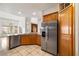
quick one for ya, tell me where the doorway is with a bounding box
[31,23,38,33]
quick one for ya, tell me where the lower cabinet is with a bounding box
[9,34,41,49]
[20,34,41,46]
[20,35,31,45]
[9,35,20,49]
[35,35,41,46]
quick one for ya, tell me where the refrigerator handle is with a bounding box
[45,26,48,41]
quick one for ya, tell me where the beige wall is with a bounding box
[43,5,58,15]
[75,3,79,56]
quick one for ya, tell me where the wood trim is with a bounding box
[72,4,75,56]
[59,3,73,13]
[43,11,58,16]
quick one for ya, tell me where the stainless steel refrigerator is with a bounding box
[41,20,57,55]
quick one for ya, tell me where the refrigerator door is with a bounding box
[41,27,48,51]
[47,23,57,55]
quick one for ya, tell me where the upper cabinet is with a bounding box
[43,12,58,23]
[59,3,71,11]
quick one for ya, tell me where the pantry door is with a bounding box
[58,5,74,56]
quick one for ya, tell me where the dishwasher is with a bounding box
[9,35,20,49]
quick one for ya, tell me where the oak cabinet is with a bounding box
[59,3,70,11]
[20,34,41,46]
[30,34,37,44]
[20,35,31,45]
[43,12,58,23]
[36,35,41,46]
[58,5,74,56]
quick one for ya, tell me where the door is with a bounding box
[47,22,57,55]
[41,26,47,51]
[58,5,73,56]
[31,23,38,32]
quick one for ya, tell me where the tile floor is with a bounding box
[0,45,52,56]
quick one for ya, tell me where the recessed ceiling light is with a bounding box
[32,12,36,16]
[18,11,22,14]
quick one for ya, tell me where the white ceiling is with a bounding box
[0,3,58,17]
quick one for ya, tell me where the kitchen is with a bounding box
[0,3,78,56]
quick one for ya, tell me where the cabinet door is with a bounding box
[29,34,37,45]
[58,5,73,56]
[29,34,41,45]
[51,13,58,20]
[36,35,41,46]
[43,15,49,22]
[43,12,58,23]
[20,35,41,45]
[21,35,31,45]
[28,35,34,44]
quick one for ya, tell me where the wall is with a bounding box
[31,17,41,34]
[31,17,38,24]
[18,19,26,33]
[25,17,31,33]
[30,11,43,34]
[43,5,58,15]
[75,3,79,56]
[0,11,25,33]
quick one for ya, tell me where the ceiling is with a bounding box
[0,3,58,17]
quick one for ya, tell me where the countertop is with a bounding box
[0,32,41,38]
